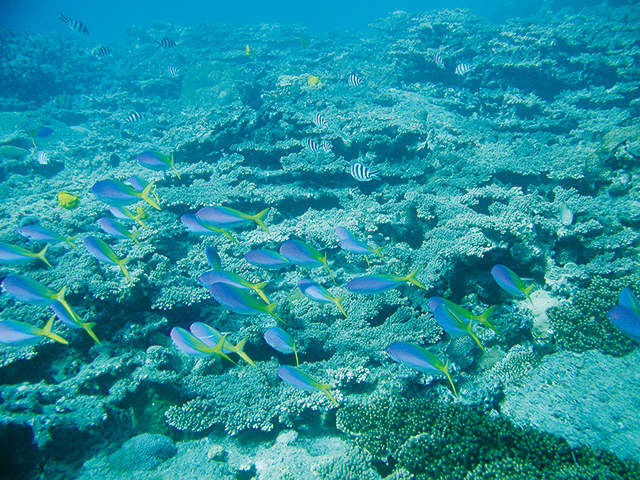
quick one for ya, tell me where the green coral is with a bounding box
[336,394,640,479]
[548,274,640,356]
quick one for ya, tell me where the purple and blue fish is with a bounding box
[277,365,337,405]
[83,236,132,283]
[91,179,161,210]
[385,341,456,394]
[196,206,270,233]
[180,214,236,243]
[619,287,640,311]
[244,249,290,270]
[428,297,498,334]
[1,275,99,344]
[264,327,299,366]
[16,224,79,250]
[297,278,347,317]
[491,264,534,306]
[208,283,282,323]
[608,287,640,343]
[189,322,256,367]
[198,270,269,303]
[137,150,181,178]
[335,226,385,262]
[345,267,426,294]
[0,316,68,347]
[431,304,484,351]
[0,242,51,267]
[279,240,334,282]
[170,327,235,364]
[97,218,142,247]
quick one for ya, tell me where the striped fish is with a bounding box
[350,163,380,182]
[320,140,332,153]
[167,66,180,77]
[37,151,50,165]
[455,63,473,75]
[93,46,112,57]
[156,38,177,48]
[433,51,445,69]
[60,14,89,36]
[305,138,322,153]
[348,74,363,86]
[125,112,144,123]
[312,113,327,129]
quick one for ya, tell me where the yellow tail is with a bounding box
[140,182,161,210]
[39,315,68,345]
[37,244,52,267]
[251,208,270,233]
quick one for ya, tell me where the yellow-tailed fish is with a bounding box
[344,267,425,294]
[491,264,535,306]
[278,365,337,405]
[136,151,181,179]
[0,242,51,267]
[83,236,132,283]
[16,224,80,250]
[91,179,160,210]
[0,316,67,347]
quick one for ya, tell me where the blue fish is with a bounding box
[205,247,222,270]
[16,224,79,250]
[198,270,269,303]
[180,214,236,243]
[97,218,142,247]
[335,226,385,260]
[608,305,640,343]
[244,249,290,270]
[345,267,425,294]
[263,327,299,365]
[170,327,235,363]
[279,240,334,282]
[385,341,456,395]
[83,236,132,283]
[428,297,498,334]
[277,365,337,405]
[297,278,346,317]
[109,205,148,228]
[209,283,282,322]
[0,316,68,347]
[619,287,640,311]
[491,264,534,306]
[189,322,256,367]
[432,304,484,351]
[91,179,160,210]
[32,126,55,138]
[127,175,151,193]
[1,275,99,344]
[137,151,181,179]
[0,242,51,267]
[197,206,270,233]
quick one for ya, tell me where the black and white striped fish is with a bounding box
[167,66,180,77]
[455,63,473,75]
[348,74,363,86]
[312,113,327,129]
[350,163,380,182]
[60,14,89,36]
[93,46,112,58]
[320,140,332,153]
[433,51,445,69]
[37,151,50,165]
[305,138,322,153]
[125,112,144,123]
[156,38,177,49]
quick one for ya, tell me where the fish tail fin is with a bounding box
[130,230,143,248]
[251,208,270,233]
[233,338,257,367]
[170,152,181,179]
[37,244,52,267]
[40,315,68,345]
[118,257,133,283]
[141,182,161,210]
[333,296,348,318]
[253,281,269,303]
[293,345,299,366]
[80,321,101,345]
[477,305,499,334]
[66,234,81,250]
[214,335,237,365]
[59,13,68,24]
[265,302,286,324]
[405,266,427,290]
[322,253,336,284]
[319,384,338,405]
[374,245,386,260]
[438,360,457,396]
[133,206,148,228]
[466,324,485,352]
[524,285,535,308]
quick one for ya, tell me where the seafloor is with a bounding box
[1,3,640,479]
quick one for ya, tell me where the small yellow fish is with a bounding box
[307,75,320,86]
[245,44,252,57]
[57,191,80,209]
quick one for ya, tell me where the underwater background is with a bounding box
[1,0,640,478]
